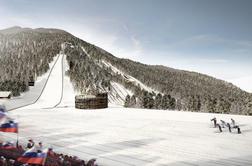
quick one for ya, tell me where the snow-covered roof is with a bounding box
[75,95,96,99]
[0,91,12,98]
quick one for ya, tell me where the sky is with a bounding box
[0,0,251,92]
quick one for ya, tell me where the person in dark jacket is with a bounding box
[26,139,34,149]
[211,117,217,128]
[216,124,222,132]
[237,126,241,134]
[227,123,232,132]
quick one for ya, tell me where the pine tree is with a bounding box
[130,95,137,107]
[176,98,182,111]
[154,93,162,109]
[169,97,176,110]
[161,94,169,110]
[148,93,154,109]
[196,95,201,111]
[124,95,131,107]
[206,97,217,113]
[248,100,252,115]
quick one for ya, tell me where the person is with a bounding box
[0,105,6,112]
[237,126,241,134]
[220,120,226,128]
[37,142,43,153]
[227,123,232,132]
[211,117,217,128]
[0,156,7,166]
[8,159,15,165]
[80,160,86,166]
[216,124,222,132]
[26,139,34,149]
[87,159,97,166]
[48,147,55,157]
[231,118,235,127]
[18,145,24,150]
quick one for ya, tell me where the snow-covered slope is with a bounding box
[108,81,133,106]
[0,55,60,110]
[4,107,252,166]
[57,54,76,108]
[101,60,157,93]
[26,54,64,109]
[81,47,145,106]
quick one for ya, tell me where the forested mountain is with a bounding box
[0,27,73,95]
[0,27,251,115]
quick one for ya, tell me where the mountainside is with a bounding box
[0,27,251,115]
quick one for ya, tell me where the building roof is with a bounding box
[0,91,12,98]
[75,95,96,99]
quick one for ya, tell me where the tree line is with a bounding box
[1,27,251,116]
[0,29,72,96]
[80,40,252,115]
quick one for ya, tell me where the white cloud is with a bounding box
[197,58,228,63]
[169,34,252,52]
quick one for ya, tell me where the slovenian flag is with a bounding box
[18,148,48,165]
[0,141,16,150]
[0,121,18,133]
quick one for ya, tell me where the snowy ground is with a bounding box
[4,107,252,166]
[1,51,252,166]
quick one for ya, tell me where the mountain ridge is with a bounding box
[0,26,251,115]
[0,26,248,92]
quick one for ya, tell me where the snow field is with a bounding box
[3,107,252,166]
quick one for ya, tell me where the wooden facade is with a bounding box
[75,93,108,109]
[28,81,35,86]
[28,73,36,86]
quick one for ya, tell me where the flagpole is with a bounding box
[16,127,19,148]
[42,149,48,166]
[16,115,20,148]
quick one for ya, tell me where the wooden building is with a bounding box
[75,93,108,109]
[0,91,12,99]
[28,75,35,86]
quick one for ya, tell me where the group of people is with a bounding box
[0,104,98,166]
[211,117,241,134]
[0,139,98,166]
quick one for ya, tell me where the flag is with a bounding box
[0,121,18,133]
[18,147,48,165]
[0,141,16,150]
